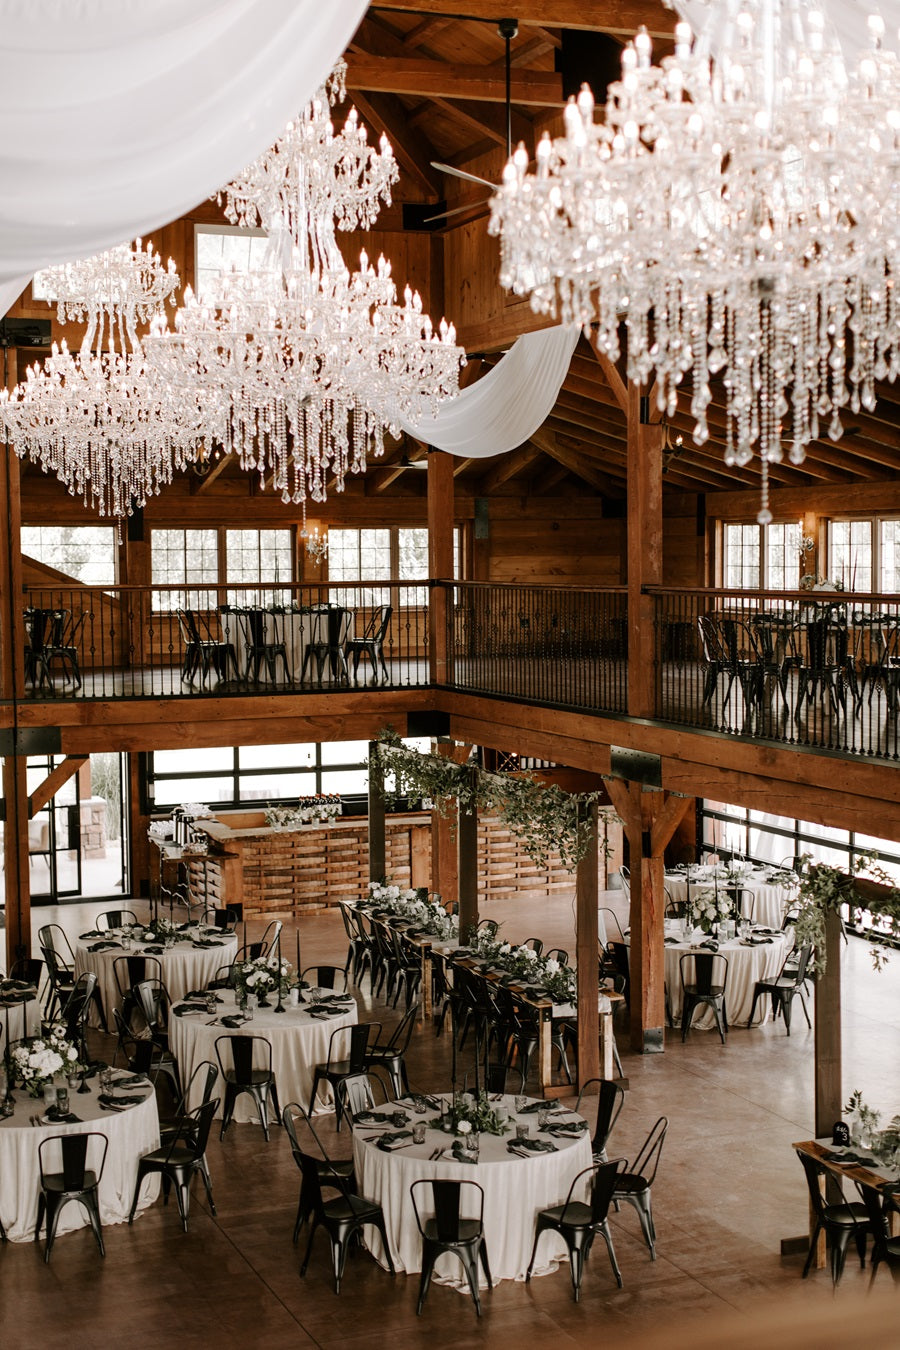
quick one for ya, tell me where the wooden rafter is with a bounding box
[477,442,541,493]
[350,91,443,198]
[344,55,563,106]
[29,756,87,818]
[190,452,233,496]
[370,2,675,38]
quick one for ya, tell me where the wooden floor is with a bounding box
[5,890,900,1348]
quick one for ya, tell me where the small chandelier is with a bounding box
[490,2,900,522]
[302,526,329,563]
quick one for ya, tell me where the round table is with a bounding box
[74,925,238,1027]
[664,867,796,930]
[0,986,41,1041]
[169,988,357,1122]
[662,927,794,1030]
[0,1072,160,1242]
[352,1094,593,1285]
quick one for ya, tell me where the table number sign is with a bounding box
[832,1121,851,1147]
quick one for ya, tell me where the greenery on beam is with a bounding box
[792,852,900,972]
[370,728,614,872]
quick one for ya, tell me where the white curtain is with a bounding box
[400,325,580,458]
[0,0,369,315]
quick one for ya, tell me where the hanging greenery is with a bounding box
[792,852,900,973]
[369,728,615,872]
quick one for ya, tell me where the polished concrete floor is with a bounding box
[4,889,899,1349]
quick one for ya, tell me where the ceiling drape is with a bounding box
[0,0,369,315]
[400,325,580,458]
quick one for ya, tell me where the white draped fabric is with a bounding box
[0,0,369,315]
[353,1098,592,1285]
[170,990,357,1122]
[400,326,580,458]
[664,870,795,930]
[0,1078,160,1242]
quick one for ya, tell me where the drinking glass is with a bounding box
[56,1088,69,1114]
[537,1108,549,1129]
[289,988,300,1008]
[206,994,217,1016]
[514,1095,527,1114]
[465,1131,480,1157]
[516,1123,529,1141]
[412,1121,427,1145]
[246,993,258,1014]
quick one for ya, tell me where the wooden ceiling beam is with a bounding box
[370,3,675,38]
[189,451,234,495]
[344,54,563,106]
[477,442,541,493]
[529,460,572,495]
[531,432,612,493]
[349,91,443,198]
[417,96,533,150]
[405,14,456,47]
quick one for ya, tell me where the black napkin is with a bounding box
[542,1120,589,1137]
[172,1004,206,1017]
[142,945,165,955]
[309,1007,342,1019]
[450,1140,478,1164]
[507,1137,555,1155]
[354,1110,390,1126]
[220,1015,247,1029]
[699,939,720,951]
[824,1149,878,1166]
[79,930,102,939]
[184,990,221,1003]
[747,936,773,946]
[376,1130,413,1152]
[192,939,226,949]
[520,1099,563,1115]
[43,1109,82,1124]
[88,940,122,952]
[98,1093,145,1107]
[113,1074,149,1088]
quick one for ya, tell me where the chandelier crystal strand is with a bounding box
[489,2,900,521]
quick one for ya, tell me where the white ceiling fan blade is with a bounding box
[430,161,497,189]
[424,197,491,224]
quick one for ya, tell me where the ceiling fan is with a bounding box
[426,17,518,224]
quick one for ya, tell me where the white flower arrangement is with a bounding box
[12,1026,81,1096]
[266,795,342,830]
[179,802,215,820]
[233,954,293,1002]
[365,878,458,939]
[690,888,733,933]
[456,1119,472,1135]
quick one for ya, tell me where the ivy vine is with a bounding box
[792,852,900,972]
[370,728,615,872]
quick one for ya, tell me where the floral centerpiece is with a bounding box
[232,953,293,1006]
[466,929,577,1004]
[445,1090,509,1137]
[11,1027,82,1096]
[689,888,734,934]
[365,879,459,940]
[266,794,342,830]
[140,917,192,944]
[843,1090,900,1170]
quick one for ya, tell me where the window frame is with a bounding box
[720,519,802,590]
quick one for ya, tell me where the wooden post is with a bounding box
[431,803,458,907]
[814,910,843,1138]
[368,742,386,883]
[626,382,663,718]
[457,769,478,939]
[428,448,454,685]
[4,753,30,967]
[575,802,600,1085]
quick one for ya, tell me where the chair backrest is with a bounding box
[410,1178,484,1241]
[345,1022,376,1073]
[477,919,499,938]
[577,1078,625,1156]
[581,1158,627,1225]
[796,1150,832,1219]
[381,1000,419,1054]
[215,1034,272,1083]
[175,1059,219,1116]
[599,907,625,945]
[113,955,162,1001]
[728,888,754,923]
[206,907,239,932]
[698,612,728,665]
[337,1072,378,1122]
[134,978,171,1034]
[301,964,347,993]
[854,1179,890,1247]
[63,971,97,1037]
[680,952,728,995]
[521,937,543,956]
[282,1100,341,1174]
[38,924,74,966]
[9,956,44,987]
[258,920,283,956]
[630,1116,668,1186]
[97,909,138,930]
[38,1131,108,1190]
[177,609,201,645]
[372,603,392,643]
[543,947,569,966]
[113,1007,155,1074]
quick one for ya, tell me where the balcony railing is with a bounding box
[651,587,900,761]
[442,581,629,714]
[20,581,429,700]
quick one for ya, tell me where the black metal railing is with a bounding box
[652,587,900,761]
[20,581,429,700]
[442,581,628,714]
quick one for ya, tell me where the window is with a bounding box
[151,528,218,609]
[329,525,460,605]
[722,521,799,589]
[194,225,270,304]
[21,525,117,585]
[226,529,292,595]
[829,519,873,591]
[881,520,900,592]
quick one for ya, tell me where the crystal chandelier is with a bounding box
[146,62,463,509]
[302,525,329,563]
[489,2,900,522]
[0,240,211,518]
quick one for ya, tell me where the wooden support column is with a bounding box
[815,910,843,1137]
[575,802,600,1086]
[427,448,454,685]
[457,769,478,938]
[128,753,151,900]
[430,739,468,907]
[626,382,663,718]
[3,754,30,968]
[604,779,692,1054]
[368,742,386,883]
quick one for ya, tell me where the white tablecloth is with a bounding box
[0,994,41,1042]
[662,931,793,1030]
[352,1095,593,1285]
[74,928,238,1027]
[169,989,357,1123]
[664,868,795,929]
[0,1075,160,1242]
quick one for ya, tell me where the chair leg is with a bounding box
[681,996,696,1042]
[300,1217,319,1277]
[526,1224,544,1281]
[802,1219,823,1278]
[417,1247,437,1314]
[128,1165,148,1223]
[462,1247,483,1315]
[85,1193,106,1256]
[595,1218,623,1287]
[220,1084,237,1140]
[198,1155,216,1215]
[747,987,762,1028]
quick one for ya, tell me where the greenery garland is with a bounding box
[792,852,900,972]
[370,729,614,872]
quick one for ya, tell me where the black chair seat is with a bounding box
[539,1199,592,1226]
[613,1174,649,1197]
[42,1169,100,1194]
[422,1215,483,1243]
[822,1201,869,1227]
[223,1067,273,1088]
[140,1144,195,1167]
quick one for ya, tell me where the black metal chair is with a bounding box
[298,1148,394,1293]
[344,603,392,686]
[258,920,283,958]
[96,909,139,930]
[521,936,544,956]
[113,954,164,1029]
[36,1131,108,1262]
[680,952,729,1044]
[308,1023,380,1130]
[612,1116,668,1260]
[112,1008,156,1077]
[747,944,813,1034]
[726,887,755,924]
[177,608,240,688]
[299,605,351,685]
[336,1071,389,1126]
[129,1099,219,1232]
[796,1150,870,1286]
[338,905,371,985]
[576,1078,625,1161]
[854,1180,900,1285]
[411,1179,492,1316]
[42,608,86,691]
[544,947,569,965]
[365,1001,419,1098]
[133,979,181,1095]
[159,1059,219,1147]
[59,971,97,1063]
[215,1034,281,1141]
[527,1159,625,1301]
[300,964,348,994]
[38,924,76,1021]
[283,1101,357,1242]
[235,607,291,685]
